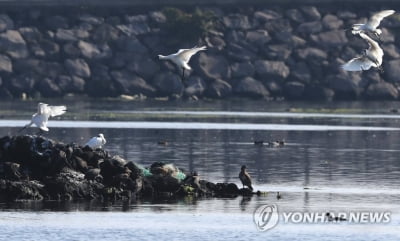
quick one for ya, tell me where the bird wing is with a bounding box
[342,56,375,71]
[177,46,207,63]
[359,32,384,62]
[32,113,49,131]
[367,10,395,29]
[48,105,67,117]
[86,137,101,148]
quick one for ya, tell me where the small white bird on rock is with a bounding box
[158,46,206,81]
[20,102,67,133]
[85,133,106,149]
[351,10,395,38]
[342,32,383,72]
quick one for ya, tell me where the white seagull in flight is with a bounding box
[158,46,206,81]
[351,10,395,37]
[85,133,106,149]
[342,32,383,72]
[20,102,67,133]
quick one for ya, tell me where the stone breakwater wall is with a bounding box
[0,5,399,101]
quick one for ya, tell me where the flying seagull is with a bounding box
[342,32,383,72]
[85,133,106,149]
[239,165,253,191]
[351,10,395,38]
[20,102,67,134]
[158,46,206,81]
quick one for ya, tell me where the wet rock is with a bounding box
[6,74,37,96]
[3,162,22,180]
[384,59,400,82]
[255,9,281,22]
[55,29,89,42]
[205,79,232,98]
[231,62,255,78]
[151,72,183,97]
[65,58,91,78]
[327,73,362,100]
[380,28,395,43]
[111,70,156,96]
[382,44,400,59]
[184,76,206,97]
[313,30,348,48]
[223,14,251,30]
[300,6,321,21]
[126,55,160,80]
[0,54,12,73]
[63,42,81,58]
[36,78,62,98]
[245,30,271,48]
[322,14,343,30]
[114,36,148,54]
[274,31,306,47]
[195,53,230,80]
[0,14,14,33]
[295,47,327,62]
[93,24,120,43]
[263,18,292,33]
[296,21,322,34]
[285,9,304,23]
[205,35,226,50]
[0,30,29,59]
[39,39,60,57]
[264,80,282,96]
[0,179,44,201]
[57,75,85,93]
[254,60,290,81]
[233,77,269,99]
[80,41,112,59]
[44,169,104,200]
[366,82,399,100]
[303,85,335,101]
[289,62,311,83]
[78,14,104,25]
[226,43,256,61]
[284,81,305,99]
[19,27,42,43]
[149,11,166,24]
[264,44,292,60]
[45,15,69,30]
[86,64,118,97]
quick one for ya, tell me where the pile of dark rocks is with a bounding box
[0,135,251,202]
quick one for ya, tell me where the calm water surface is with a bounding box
[0,99,400,240]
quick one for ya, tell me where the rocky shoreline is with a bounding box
[0,4,399,101]
[0,135,253,202]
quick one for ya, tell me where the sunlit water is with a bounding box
[0,100,400,240]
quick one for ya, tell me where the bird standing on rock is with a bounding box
[351,10,395,38]
[85,133,106,149]
[19,102,67,134]
[239,165,253,191]
[158,46,207,81]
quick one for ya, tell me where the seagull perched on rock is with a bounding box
[351,10,395,38]
[19,102,67,134]
[239,165,253,191]
[342,32,383,72]
[85,133,106,149]
[158,46,206,81]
